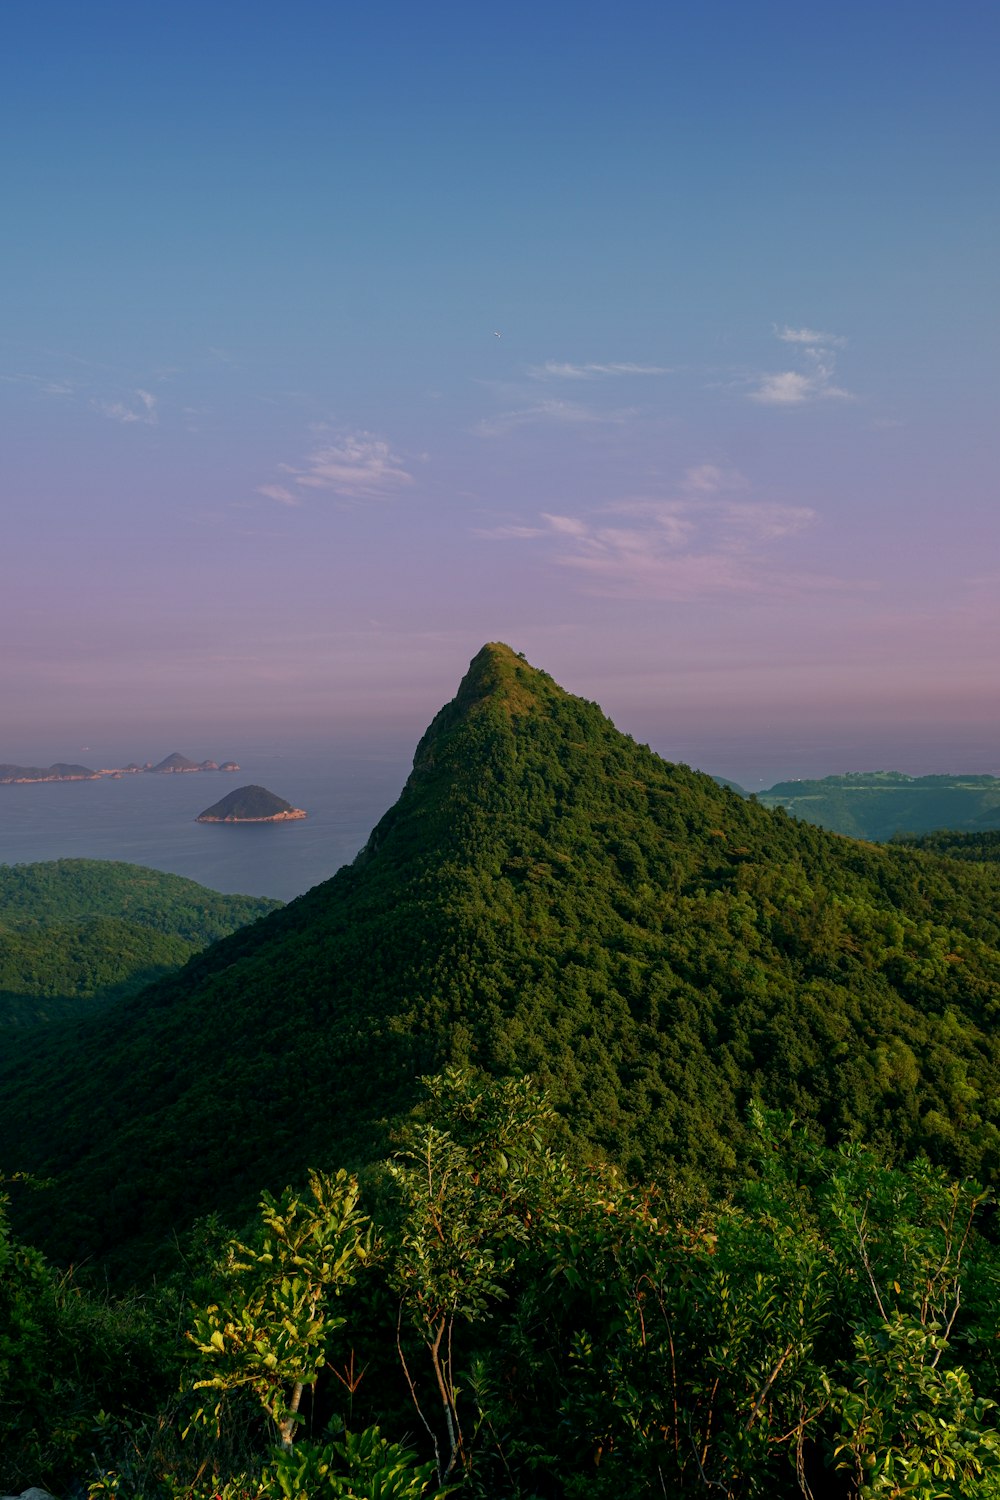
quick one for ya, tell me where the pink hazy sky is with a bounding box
[2,1,997,782]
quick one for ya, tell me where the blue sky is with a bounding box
[2,1,998,781]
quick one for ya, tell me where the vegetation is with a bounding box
[4,646,1000,1282]
[0,859,280,1026]
[5,1072,1000,1498]
[7,647,1000,1492]
[757,770,1000,840]
[892,829,1000,864]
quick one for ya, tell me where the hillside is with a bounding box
[0,860,280,1026]
[3,645,1000,1275]
[893,828,1000,864]
[758,769,1000,839]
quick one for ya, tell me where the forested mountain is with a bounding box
[757,769,1000,839]
[0,859,280,1025]
[3,645,1000,1278]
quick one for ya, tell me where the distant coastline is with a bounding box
[0,753,240,785]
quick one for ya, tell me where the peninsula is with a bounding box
[0,762,98,784]
[195,784,306,823]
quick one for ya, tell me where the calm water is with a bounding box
[5,724,996,905]
[0,746,413,902]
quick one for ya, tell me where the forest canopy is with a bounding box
[0,858,279,1026]
[3,646,1000,1279]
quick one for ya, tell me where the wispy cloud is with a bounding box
[2,347,177,429]
[264,431,413,501]
[681,463,747,495]
[92,388,158,424]
[477,465,832,601]
[256,484,298,505]
[475,523,549,540]
[1,372,78,401]
[476,397,636,437]
[529,360,670,380]
[775,325,847,348]
[749,326,853,406]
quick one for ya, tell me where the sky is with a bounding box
[2,0,998,785]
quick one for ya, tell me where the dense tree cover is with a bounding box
[893,830,1000,865]
[0,859,279,1025]
[0,1175,166,1491]
[4,646,1000,1277]
[757,772,1000,841]
[6,1073,1000,1499]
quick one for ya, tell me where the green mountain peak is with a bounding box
[413,643,550,758]
[4,646,1000,1277]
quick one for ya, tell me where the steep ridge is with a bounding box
[3,643,1000,1274]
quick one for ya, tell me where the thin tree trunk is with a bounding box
[429,1318,461,1476]
[279,1380,304,1450]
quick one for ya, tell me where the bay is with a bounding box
[0,744,413,903]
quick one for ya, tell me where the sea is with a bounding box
[0,745,414,903]
[4,725,997,906]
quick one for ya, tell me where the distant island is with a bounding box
[196,784,306,823]
[148,752,229,774]
[0,752,240,784]
[0,762,99,783]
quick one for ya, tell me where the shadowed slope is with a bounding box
[0,860,279,1026]
[3,644,1000,1274]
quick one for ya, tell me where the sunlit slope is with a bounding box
[3,645,1000,1272]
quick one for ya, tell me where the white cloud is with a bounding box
[750,326,853,406]
[479,482,827,601]
[257,484,298,505]
[474,523,548,540]
[751,371,820,406]
[277,432,413,499]
[476,398,635,437]
[0,371,75,397]
[605,501,697,548]
[529,360,670,380]
[92,388,158,424]
[541,513,592,537]
[775,325,847,348]
[681,463,746,494]
[718,501,816,543]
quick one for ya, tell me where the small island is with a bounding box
[149,752,222,774]
[195,784,306,824]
